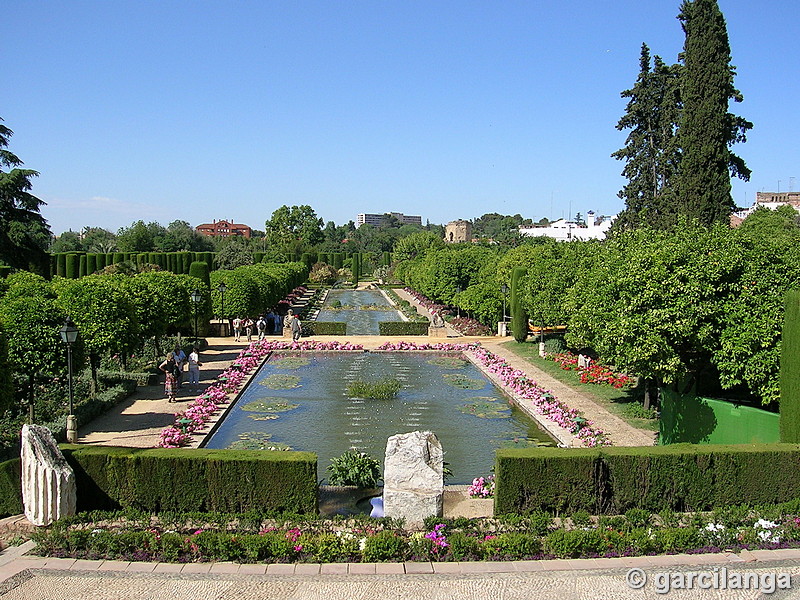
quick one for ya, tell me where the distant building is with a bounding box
[445,220,472,243]
[356,212,422,227]
[195,219,252,239]
[730,192,800,227]
[518,211,615,242]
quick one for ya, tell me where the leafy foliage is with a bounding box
[326,450,382,487]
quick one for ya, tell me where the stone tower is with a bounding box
[445,220,472,243]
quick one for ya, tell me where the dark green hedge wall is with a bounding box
[61,446,317,514]
[781,290,800,442]
[303,322,347,336]
[495,444,800,516]
[378,322,430,336]
[0,459,22,518]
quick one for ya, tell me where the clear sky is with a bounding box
[3,1,798,236]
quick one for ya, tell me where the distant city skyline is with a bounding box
[4,1,797,235]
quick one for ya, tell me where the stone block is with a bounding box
[383,431,443,527]
[20,424,76,526]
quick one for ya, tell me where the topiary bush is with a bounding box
[510,267,528,343]
[781,290,800,442]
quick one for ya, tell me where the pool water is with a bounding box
[204,351,556,484]
[314,289,404,335]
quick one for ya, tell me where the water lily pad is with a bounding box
[428,356,469,369]
[248,414,279,421]
[242,399,299,413]
[461,398,511,419]
[443,373,485,390]
[259,374,301,389]
[229,432,292,451]
[270,356,310,369]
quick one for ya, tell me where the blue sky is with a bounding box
[4,1,798,235]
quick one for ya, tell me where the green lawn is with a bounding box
[500,340,660,432]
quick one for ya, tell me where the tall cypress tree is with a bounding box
[675,0,752,225]
[613,44,682,230]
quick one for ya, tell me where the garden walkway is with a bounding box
[2,539,800,599]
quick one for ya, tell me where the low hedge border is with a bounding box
[60,446,318,514]
[303,322,347,336]
[378,322,430,336]
[495,444,800,515]
[30,501,800,563]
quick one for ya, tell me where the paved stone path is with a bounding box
[3,541,800,599]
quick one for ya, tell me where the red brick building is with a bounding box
[195,219,252,239]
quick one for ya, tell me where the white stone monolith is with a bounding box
[20,424,76,526]
[382,431,443,528]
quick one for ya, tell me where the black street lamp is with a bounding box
[59,318,79,443]
[190,289,203,342]
[217,282,227,336]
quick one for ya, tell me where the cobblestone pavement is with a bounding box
[3,542,800,600]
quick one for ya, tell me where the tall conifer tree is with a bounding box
[613,44,681,230]
[675,0,751,225]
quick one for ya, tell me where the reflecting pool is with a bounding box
[204,351,556,483]
[314,289,404,335]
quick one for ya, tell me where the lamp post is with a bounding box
[190,289,202,343]
[59,318,79,443]
[217,282,227,336]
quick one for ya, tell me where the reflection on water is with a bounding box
[204,352,556,484]
[315,289,404,335]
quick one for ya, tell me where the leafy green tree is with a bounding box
[392,231,444,263]
[50,231,83,253]
[116,220,161,252]
[162,220,214,252]
[264,205,324,254]
[53,275,138,387]
[81,227,117,253]
[0,118,51,272]
[215,238,254,270]
[612,44,682,230]
[675,0,752,225]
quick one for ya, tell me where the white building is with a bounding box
[730,192,800,226]
[518,211,615,242]
[356,212,422,227]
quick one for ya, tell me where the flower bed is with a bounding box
[158,339,365,447]
[547,351,634,389]
[375,342,610,447]
[32,502,800,563]
[403,288,492,336]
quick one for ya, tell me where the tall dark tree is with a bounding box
[0,118,50,271]
[675,0,752,225]
[613,44,682,230]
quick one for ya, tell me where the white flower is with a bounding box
[358,537,367,552]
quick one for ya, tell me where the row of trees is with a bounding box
[613,0,751,230]
[395,207,800,407]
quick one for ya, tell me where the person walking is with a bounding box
[173,345,187,389]
[187,346,202,392]
[159,352,179,402]
[274,309,284,334]
[265,310,275,336]
[290,313,302,342]
[232,316,242,342]
[256,315,267,340]
[243,316,254,342]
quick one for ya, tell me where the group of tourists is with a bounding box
[231,310,285,342]
[159,345,202,402]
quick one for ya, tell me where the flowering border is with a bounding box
[158,339,364,448]
[376,341,610,447]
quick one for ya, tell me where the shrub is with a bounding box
[781,290,800,442]
[326,450,381,487]
[362,530,408,562]
[346,379,401,400]
[483,532,542,560]
[510,267,528,343]
[303,322,346,336]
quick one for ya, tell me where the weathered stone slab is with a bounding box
[383,431,443,528]
[20,424,76,526]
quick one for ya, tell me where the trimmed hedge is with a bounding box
[495,444,800,515]
[303,322,347,336]
[0,459,22,517]
[781,290,800,442]
[378,322,430,336]
[61,446,318,514]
